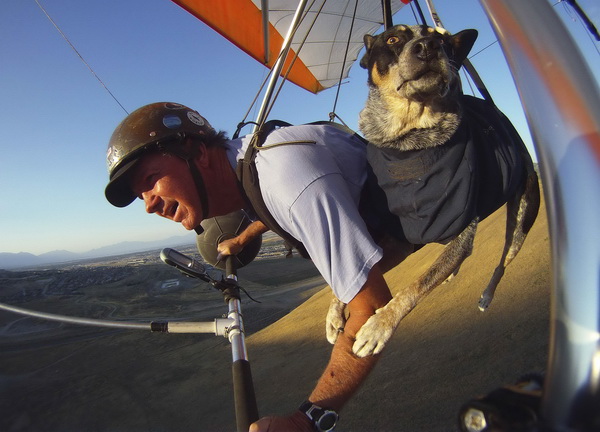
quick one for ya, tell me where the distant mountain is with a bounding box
[0,252,41,270]
[0,235,196,270]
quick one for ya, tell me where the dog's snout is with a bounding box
[412,37,441,61]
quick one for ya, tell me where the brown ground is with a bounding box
[0,195,550,431]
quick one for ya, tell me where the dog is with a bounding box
[326,25,540,358]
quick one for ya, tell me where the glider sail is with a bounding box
[171,0,411,93]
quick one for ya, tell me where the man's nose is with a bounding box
[142,192,161,214]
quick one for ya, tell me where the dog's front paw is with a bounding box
[478,292,493,311]
[326,297,347,344]
[352,307,398,357]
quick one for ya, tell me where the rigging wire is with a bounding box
[556,0,600,57]
[469,40,500,59]
[408,2,420,25]
[561,0,600,42]
[412,0,429,27]
[329,0,360,122]
[34,0,129,115]
[237,0,319,131]
[259,0,322,125]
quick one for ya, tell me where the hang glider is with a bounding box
[171,0,411,93]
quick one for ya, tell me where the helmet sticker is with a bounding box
[187,111,205,127]
[165,102,185,110]
[106,146,121,172]
[163,114,182,129]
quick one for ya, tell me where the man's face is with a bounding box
[129,152,204,230]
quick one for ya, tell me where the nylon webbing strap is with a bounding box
[158,137,210,233]
[235,121,310,259]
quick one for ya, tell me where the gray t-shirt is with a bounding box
[225,124,382,303]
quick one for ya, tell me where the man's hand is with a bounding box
[217,237,244,260]
[216,220,269,261]
[249,411,314,432]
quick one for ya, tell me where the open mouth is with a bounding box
[166,202,179,219]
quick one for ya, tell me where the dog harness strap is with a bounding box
[462,95,526,220]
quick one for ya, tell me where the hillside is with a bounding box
[0,196,550,431]
[246,194,551,431]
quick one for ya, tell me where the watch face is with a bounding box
[317,411,338,431]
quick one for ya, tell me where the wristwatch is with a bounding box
[298,401,339,432]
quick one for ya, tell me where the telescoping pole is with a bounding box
[224,257,259,431]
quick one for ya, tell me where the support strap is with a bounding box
[235,120,310,259]
[161,137,210,234]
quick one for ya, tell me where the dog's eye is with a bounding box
[386,36,400,45]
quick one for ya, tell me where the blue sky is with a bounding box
[1,0,598,255]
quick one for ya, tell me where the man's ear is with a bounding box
[196,143,211,168]
[184,137,209,168]
[449,29,478,67]
[359,34,376,69]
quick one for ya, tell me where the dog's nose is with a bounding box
[413,37,441,61]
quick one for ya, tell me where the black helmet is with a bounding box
[105,102,214,208]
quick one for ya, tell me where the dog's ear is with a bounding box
[360,34,376,69]
[449,29,478,67]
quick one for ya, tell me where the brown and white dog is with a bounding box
[326,25,540,358]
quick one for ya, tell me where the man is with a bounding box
[104,102,393,431]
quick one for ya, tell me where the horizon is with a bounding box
[1,232,195,257]
[1,0,598,255]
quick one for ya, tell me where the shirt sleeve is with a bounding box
[286,173,383,303]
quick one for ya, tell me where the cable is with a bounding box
[562,0,600,41]
[259,0,321,125]
[330,0,359,121]
[412,0,429,26]
[34,0,129,115]
[469,40,500,59]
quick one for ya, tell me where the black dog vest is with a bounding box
[367,95,526,245]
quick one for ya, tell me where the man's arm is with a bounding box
[249,263,392,431]
[307,262,392,408]
[217,220,269,260]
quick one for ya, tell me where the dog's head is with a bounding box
[360,25,478,104]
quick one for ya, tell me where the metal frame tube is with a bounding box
[479,0,600,430]
[252,0,309,132]
[261,0,270,64]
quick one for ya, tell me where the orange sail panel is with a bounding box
[172,0,323,93]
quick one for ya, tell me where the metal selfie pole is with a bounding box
[159,246,260,432]
[223,256,260,432]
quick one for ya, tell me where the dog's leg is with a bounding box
[326,296,347,344]
[353,220,478,357]
[443,255,471,284]
[479,172,540,310]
